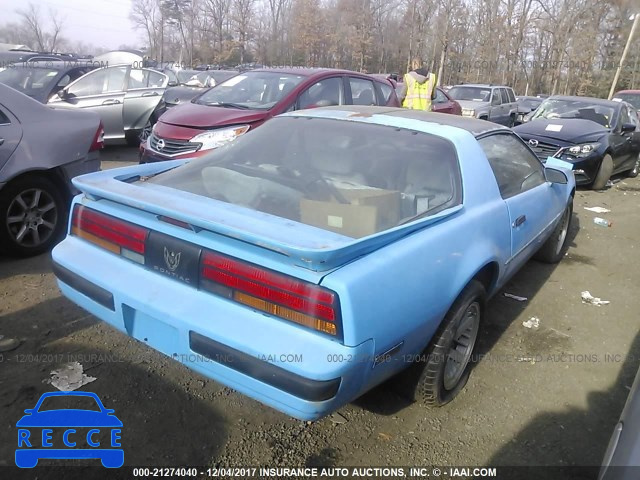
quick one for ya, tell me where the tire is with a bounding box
[627,153,639,178]
[138,117,154,143]
[397,281,485,407]
[534,197,573,264]
[592,154,614,190]
[0,176,67,257]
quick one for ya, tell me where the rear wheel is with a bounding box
[627,153,639,178]
[592,154,613,190]
[0,176,67,257]
[396,281,485,407]
[534,197,573,264]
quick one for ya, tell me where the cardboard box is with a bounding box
[300,187,401,238]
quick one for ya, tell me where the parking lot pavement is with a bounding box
[100,145,139,170]
[1,175,639,472]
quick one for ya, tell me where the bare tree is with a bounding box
[17,3,65,52]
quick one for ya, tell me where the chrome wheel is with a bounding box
[554,205,571,256]
[444,302,480,391]
[631,155,640,177]
[139,120,152,142]
[6,188,58,248]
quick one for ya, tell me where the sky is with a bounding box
[5,0,141,51]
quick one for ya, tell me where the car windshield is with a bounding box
[38,395,101,412]
[448,86,491,102]
[143,116,461,238]
[614,93,640,110]
[519,98,542,109]
[177,70,199,84]
[195,71,304,110]
[531,98,616,128]
[0,66,59,98]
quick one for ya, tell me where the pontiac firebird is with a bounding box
[51,106,575,420]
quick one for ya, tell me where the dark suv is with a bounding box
[140,68,400,163]
[447,84,519,126]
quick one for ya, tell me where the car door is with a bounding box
[123,69,168,132]
[478,132,563,276]
[609,104,636,173]
[432,88,454,114]
[0,105,21,171]
[488,89,504,124]
[52,66,129,140]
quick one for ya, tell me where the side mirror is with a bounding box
[167,80,178,87]
[545,167,568,184]
[621,122,636,133]
[57,90,68,100]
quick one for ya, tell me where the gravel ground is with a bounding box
[1,146,640,479]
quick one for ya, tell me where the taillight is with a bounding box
[201,251,341,337]
[90,122,105,152]
[71,205,149,264]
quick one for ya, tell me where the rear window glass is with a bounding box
[448,86,491,102]
[144,117,462,238]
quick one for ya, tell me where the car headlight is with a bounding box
[567,142,600,157]
[190,125,250,150]
[462,108,475,116]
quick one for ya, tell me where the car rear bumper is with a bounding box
[51,237,375,420]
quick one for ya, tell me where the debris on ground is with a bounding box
[0,337,21,353]
[503,293,528,302]
[581,291,610,306]
[378,432,393,441]
[44,362,97,391]
[522,317,540,329]
[584,206,611,214]
[593,217,612,227]
[329,412,348,424]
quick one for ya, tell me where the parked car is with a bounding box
[48,64,168,146]
[613,90,640,114]
[447,84,519,126]
[0,61,94,103]
[513,95,640,189]
[0,84,103,256]
[600,363,640,479]
[515,96,544,125]
[139,68,400,163]
[52,106,574,420]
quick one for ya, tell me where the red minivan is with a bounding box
[140,68,400,163]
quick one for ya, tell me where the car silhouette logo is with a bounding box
[164,247,181,271]
[156,139,165,150]
[15,391,123,468]
[528,139,539,148]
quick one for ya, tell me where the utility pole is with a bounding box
[608,13,639,100]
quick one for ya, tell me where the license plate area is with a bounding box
[145,231,201,287]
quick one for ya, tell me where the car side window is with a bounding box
[478,133,546,199]
[500,88,510,104]
[507,88,516,103]
[298,77,343,109]
[0,107,10,125]
[378,82,393,103]
[68,67,127,97]
[491,89,501,105]
[434,88,448,103]
[620,105,632,127]
[349,77,376,105]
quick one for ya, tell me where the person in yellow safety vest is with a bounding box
[398,58,438,111]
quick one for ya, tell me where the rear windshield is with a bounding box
[614,93,640,110]
[195,71,304,110]
[448,86,491,102]
[0,66,59,97]
[144,116,461,238]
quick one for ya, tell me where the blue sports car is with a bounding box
[51,107,575,420]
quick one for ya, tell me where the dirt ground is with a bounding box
[1,146,640,479]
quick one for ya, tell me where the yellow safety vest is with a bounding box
[402,73,436,111]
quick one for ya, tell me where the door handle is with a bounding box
[102,99,121,105]
[513,215,527,227]
[142,92,159,97]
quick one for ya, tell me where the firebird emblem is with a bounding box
[163,247,181,272]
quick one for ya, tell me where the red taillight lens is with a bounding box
[90,122,105,152]
[71,205,148,263]
[201,251,340,337]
